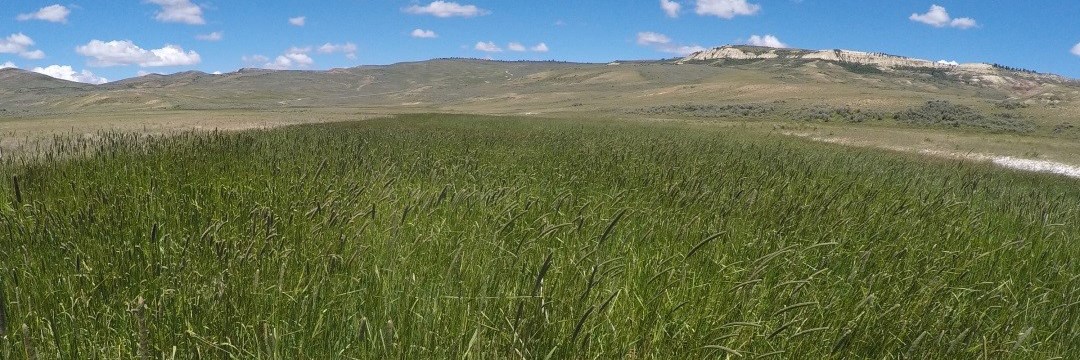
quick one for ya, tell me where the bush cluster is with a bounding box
[634,100,1037,134]
[893,100,1035,133]
[632,103,776,118]
[789,106,887,123]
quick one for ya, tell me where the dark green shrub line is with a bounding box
[633,100,1037,134]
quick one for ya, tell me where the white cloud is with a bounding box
[661,0,681,18]
[289,16,306,26]
[196,31,223,41]
[411,29,439,38]
[673,45,707,55]
[637,32,704,56]
[17,4,70,23]
[31,65,108,84]
[937,60,959,66]
[76,40,201,67]
[1072,43,1080,57]
[248,49,315,70]
[145,45,202,67]
[909,5,949,27]
[910,5,977,29]
[695,0,760,19]
[146,0,205,25]
[949,17,977,29]
[318,42,358,59]
[636,32,672,46]
[20,50,46,59]
[1,61,16,69]
[267,52,314,70]
[0,33,34,52]
[0,33,47,59]
[405,1,489,18]
[746,34,787,48]
[211,71,222,75]
[317,43,355,54]
[475,41,502,53]
[508,42,549,53]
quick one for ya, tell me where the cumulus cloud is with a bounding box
[505,42,549,53]
[910,5,977,29]
[268,52,314,69]
[317,43,355,53]
[1072,43,1080,57]
[0,33,47,59]
[909,5,950,26]
[695,0,760,19]
[289,16,306,26]
[949,17,977,29]
[196,31,223,41]
[146,0,205,25]
[20,50,46,59]
[1,61,16,69]
[411,29,438,38]
[76,40,201,67]
[661,0,682,18]
[474,41,502,53]
[318,42,358,59]
[32,65,108,84]
[0,33,34,52]
[246,48,315,70]
[405,1,489,18]
[746,34,787,48]
[17,4,70,23]
[637,32,672,46]
[637,32,705,56]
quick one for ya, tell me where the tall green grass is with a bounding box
[1,114,1077,358]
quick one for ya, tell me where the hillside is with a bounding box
[1,48,1077,127]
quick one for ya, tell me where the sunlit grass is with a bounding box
[1,114,1077,358]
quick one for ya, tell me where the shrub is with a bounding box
[894,100,1035,133]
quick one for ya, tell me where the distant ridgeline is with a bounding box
[678,45,1070,87]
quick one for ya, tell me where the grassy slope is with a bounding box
[3,60,1077,124]
[1,115,1078,358]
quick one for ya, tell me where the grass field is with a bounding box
[1,114,1078,358]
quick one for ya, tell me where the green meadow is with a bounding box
[1,115,1077,358]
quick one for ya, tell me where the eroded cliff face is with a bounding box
[683,46,968,68]
[680,45,1070,91]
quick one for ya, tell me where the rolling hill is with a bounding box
[1,46,1077,126]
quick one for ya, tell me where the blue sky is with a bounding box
[1,0,1078,83]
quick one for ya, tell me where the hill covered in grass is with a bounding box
[1,47,1077,126]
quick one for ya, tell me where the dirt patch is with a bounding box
[786,132,1080,179]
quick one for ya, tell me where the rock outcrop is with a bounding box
[680,45,1070,89]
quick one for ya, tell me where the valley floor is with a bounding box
[4,109,1078,179]
[1,114,1077,358]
